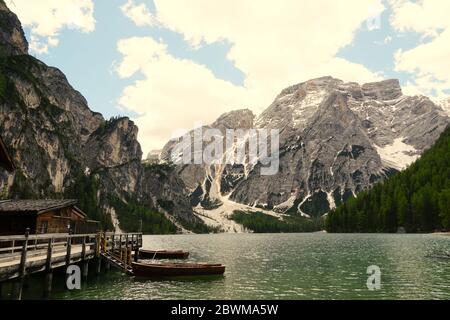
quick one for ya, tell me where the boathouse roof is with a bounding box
[0,135,15,172]
[0,199,84,215]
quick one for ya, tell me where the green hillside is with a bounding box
[326,126,450,233]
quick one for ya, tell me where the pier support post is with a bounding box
[119,234,122,259]
[81,236,86,261]
[44,273,53,298]
[43,237,54,298]
[132,234,139,262]
[65,234,72,269]
[111,234,115,255]
[64,232,73,287]
[124,235,129,272]
[95,233,101,258]
[12,228,30,300]
[83,261,89,278]
[96,258,102,275]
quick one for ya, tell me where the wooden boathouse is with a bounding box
[0,199,99,236]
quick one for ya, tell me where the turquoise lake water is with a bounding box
[9,233,450,300]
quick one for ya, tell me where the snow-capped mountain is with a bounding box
[162,77,450,218]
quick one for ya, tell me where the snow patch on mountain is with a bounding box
[194,195,286,233]
[298,194,311,218]
[105,206,123,234]
[375,138,418,170]
[291,89,328,129]
[273,194,297,212]
[327,191,336,210]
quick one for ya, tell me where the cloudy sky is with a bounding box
[7,0,450,155]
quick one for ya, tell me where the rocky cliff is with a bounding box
[163,77,450,218]
[0,2,199,231]
[0,1,27,56]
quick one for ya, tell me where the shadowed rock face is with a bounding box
[163,76,450,217]
[0,3,199,227]
[0,1,28,56]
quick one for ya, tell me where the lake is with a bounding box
[15,233,450,300]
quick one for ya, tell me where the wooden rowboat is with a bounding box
[139,249,190,260]
[132,262,226,277]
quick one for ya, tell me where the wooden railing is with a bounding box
[0,232,142,256]
[0,230,143,282]
[0,233,97,261]
[0,230,143,300]
[100,232,143,273]
[100,232,143,254]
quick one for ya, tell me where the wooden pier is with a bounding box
[0,230,143,299]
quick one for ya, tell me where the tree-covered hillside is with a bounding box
[231,211,323,233]
[326,126,450,233]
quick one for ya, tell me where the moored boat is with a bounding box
[132,262,226,277]
[139,249,190,260]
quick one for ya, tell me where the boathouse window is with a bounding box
[41,221,49,234]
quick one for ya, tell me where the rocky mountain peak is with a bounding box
[0,1,28,56]
[85,117,142,170]
[257,77,408,133]
[163,75,449,221]
[146,149,162,162]
[361,79,403,101]
[277,76,344,98]
[211,109,255,130]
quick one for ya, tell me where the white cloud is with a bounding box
[117,0,385,154]
[121,0,156,27]
[150,0,384,90]
[116,37,248,153]
[390,0,450,99]
[390,0,448,37]
[11,0,95,54]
